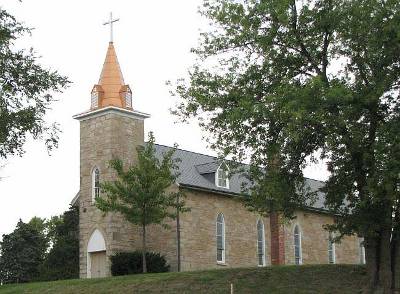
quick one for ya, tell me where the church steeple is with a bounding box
[74,34,149,278]
[91,42,132,110]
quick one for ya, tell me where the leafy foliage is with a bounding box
[173,0,400,291]
[110,251,170,276]
[0,207,79,284]
[96,132,187,229]
[96,132,189,272]
[38,206,79,281]
[0,218,48,283]
[0,8,70,160]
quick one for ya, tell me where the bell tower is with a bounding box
[73,39,150,278]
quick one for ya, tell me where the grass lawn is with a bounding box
[0,264,367,294]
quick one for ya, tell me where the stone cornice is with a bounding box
[73,106,150,121]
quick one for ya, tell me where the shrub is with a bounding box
[110,251,170,276]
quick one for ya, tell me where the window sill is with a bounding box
[216,262,227,266]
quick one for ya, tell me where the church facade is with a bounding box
[72,42,365,279]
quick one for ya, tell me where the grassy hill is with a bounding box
[0,265,367,294]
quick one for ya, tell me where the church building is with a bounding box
[71,40,365,278]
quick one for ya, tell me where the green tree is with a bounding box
[39,206,79,281]
[0,218,48,283]
[96,133,188,273]
[173,0,400,292]
[0,8,70,160]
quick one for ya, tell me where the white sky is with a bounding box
[0,0,329,238]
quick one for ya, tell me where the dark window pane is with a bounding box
[258,255,263,266]
[217,237,223,249]
[329,250,334,264]
[217,249,223,261]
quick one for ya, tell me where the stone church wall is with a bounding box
[179,189,271,271]
[176,189,362,271]
[145,219,179,271]
[284,211,361,265]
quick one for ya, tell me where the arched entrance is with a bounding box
[87,229,107,278]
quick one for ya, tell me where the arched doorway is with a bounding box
[87,229,107,278]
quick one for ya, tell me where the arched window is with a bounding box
[92,167,100,202]
[359,238,366,264]
[328,232,336,264]
[294,225,302,265]
[257,220,266,266]
[216,163,229,189]
[216,213,225,263]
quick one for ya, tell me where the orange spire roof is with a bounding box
[92,42,132,109]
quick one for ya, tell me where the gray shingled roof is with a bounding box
[195,161,219,174]
[154,144,327,211]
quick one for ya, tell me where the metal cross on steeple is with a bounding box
[103,12,119,43]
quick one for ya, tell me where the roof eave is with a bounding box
[70,191,80,207]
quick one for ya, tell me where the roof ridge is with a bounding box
[152,142,218,159]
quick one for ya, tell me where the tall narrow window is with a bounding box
[328,232,336,264]
[257,220,266,266]
[294,225,302,265]
[359,239,366,264]
[216,213,225,263]
[92,167,100,202]
[216,163,229,189]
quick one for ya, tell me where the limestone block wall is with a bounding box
[145,219,178,271]
[179,189,271,271]
[144,185,180,271]
[284,211,361,265]
[78,111,145,278]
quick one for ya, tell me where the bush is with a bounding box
[110,251,170,276]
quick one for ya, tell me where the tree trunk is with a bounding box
[142,224,147,273]
[393,233,400,293]
[392,211,400,294]
[378,229,393,294]
[176,194,181,272]
[392,207,400,294]
[365,236,379,293]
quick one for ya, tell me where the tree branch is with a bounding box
[290,0,323,78]
[321,0,332,85]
